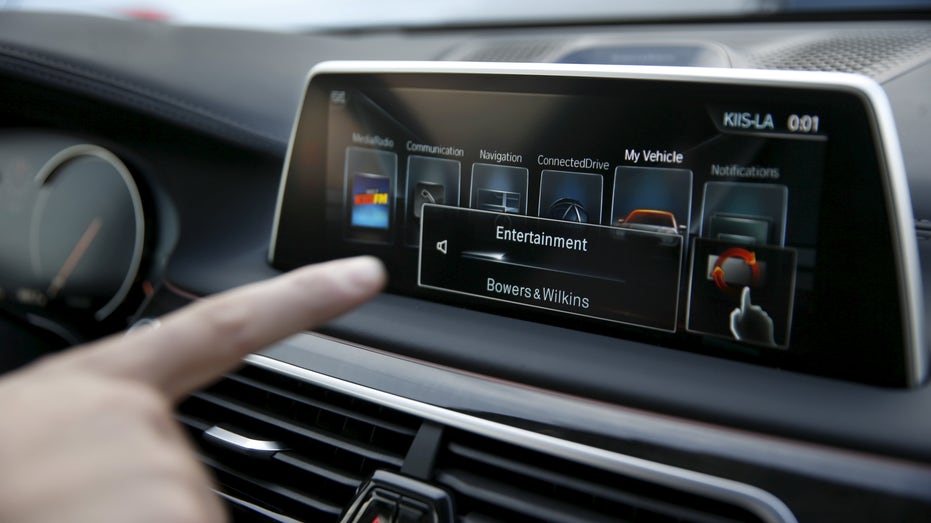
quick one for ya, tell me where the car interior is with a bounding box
[1,3,930,522]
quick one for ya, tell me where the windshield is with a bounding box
[3,0,931,31]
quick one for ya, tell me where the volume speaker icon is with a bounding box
[436,240,447,254]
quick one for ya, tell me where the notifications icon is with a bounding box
[436,240,447,254]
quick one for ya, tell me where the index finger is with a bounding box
[740,286,752,312]
[72,256,386,402]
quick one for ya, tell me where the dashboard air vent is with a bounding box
[179,360,789,523]
[749,29,931,81]
[435,430,766,523]
[177,365,420,522]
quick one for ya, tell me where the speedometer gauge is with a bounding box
[28,145,145,321]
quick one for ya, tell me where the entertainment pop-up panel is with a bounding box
[271,61,924,387]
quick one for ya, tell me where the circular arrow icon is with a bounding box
[712,247,760,296]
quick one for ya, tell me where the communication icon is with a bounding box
[413,182,445,219]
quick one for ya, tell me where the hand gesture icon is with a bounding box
[729,286,776,347]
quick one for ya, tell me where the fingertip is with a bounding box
[339,255,388,292]
[740,286,751,308]
[290,255,387,303]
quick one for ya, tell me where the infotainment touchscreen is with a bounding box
[272,62,924,387]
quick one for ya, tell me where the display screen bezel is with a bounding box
[270,61,924,387]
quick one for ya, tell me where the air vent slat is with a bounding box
[460,515,505,523]
[191,392,404,467]
[176,412,211,432]
[439,432,764,523]
[179,366,421,522]
[437,470,617,523]
[219,492,303,523]
[201,454,343,518]
[448,442,731,522]
[180,363,781,523]
[273,451,363,488]
[236,366,420,432]
[225,373,417,437]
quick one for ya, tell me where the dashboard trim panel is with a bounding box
[256,329,931,500]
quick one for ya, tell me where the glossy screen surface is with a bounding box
[274,68,911,386]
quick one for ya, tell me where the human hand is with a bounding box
[729,286,776,347]
[0,256,386,523]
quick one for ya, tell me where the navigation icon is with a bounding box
[436,240,447,254]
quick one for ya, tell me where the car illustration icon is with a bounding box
[615,209,683,235]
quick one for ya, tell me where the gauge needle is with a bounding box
[47,217,103,298]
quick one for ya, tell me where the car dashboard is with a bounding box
[1,10,931,522]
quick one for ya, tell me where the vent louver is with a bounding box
[177,365,420,522]
[179,362,787,523]
[435,431,765,523]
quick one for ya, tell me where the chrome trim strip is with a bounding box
[244,353,797,523]
[854,79,927,386]
[306,59,905,89]
[270,60,925,385]
[204,424,287,457]
[268,68,314,264]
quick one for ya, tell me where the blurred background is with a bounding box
[3,0,930,32]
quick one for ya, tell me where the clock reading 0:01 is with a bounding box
[787,114,820,133]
